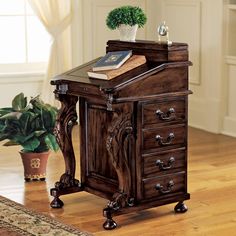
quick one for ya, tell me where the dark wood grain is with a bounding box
[142,171,186,199]
[106,40,189,62]
[50,40,191,229]
[142,124,186,152]
[142,148,186,178]
[116,66,188,98]
[50,94,83,208]
[141,97,186,127]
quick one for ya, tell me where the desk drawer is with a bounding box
[143,149,186,178]
[142,99,186,126]
[142,124,186,152]
[68,83,101,97]
[142,172,186,199]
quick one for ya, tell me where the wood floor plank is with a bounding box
[0,127,236,235]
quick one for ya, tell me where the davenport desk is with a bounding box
[50,40,192,230]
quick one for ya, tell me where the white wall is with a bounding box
[81,0,148,61]
[0,75,43,107]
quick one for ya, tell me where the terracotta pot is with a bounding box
[19,151,50,182]
[118,24,138,42]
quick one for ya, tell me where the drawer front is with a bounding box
[142,99,186,126]
[69,84,100,97]
[143,149,186,178]
[142,172,186,199]
[142,124,186,152]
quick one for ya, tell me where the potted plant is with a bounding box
[0,93,59,181]
[106,5,147,42]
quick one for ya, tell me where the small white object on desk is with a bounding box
[157,21,172,46]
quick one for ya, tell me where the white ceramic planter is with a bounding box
[118,24,138,42]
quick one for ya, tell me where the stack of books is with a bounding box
[87,50,146,80]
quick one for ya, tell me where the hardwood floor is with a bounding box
[0,127,236,235]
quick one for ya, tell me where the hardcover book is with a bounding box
[88,55,146,80]
[92,50,132,71]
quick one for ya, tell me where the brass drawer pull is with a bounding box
[156,156,175,170]
[155,180,174,194]
[155,132,175,146]
[156,107,175,121]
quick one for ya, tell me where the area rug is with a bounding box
[0,195,93,236]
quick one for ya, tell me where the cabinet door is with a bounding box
[79,99,118,197]
[87,105,118,178]
[80,99,136,199]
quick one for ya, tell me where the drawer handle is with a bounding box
[156,157,175,170]
[155,132,175,146]
[155,180,174,194]
[156,108,175,121]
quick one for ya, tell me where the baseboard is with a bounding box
[223,116,236,137]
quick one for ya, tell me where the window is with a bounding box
[0,0,51,75]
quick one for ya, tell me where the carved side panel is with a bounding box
[106,112,135,208]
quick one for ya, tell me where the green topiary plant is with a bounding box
[0,93,59,153]
[106,5,147,30]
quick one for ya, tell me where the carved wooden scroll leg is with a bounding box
[174,201,188,213]
[103,112,135,229]
[50,94,83,208]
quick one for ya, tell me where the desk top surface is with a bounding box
[51,41,191,92]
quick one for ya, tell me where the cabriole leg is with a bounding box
[50,94,83,208]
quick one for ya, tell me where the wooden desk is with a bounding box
[50,40,192,230]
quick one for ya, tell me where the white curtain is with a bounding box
[28,0,73,104]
